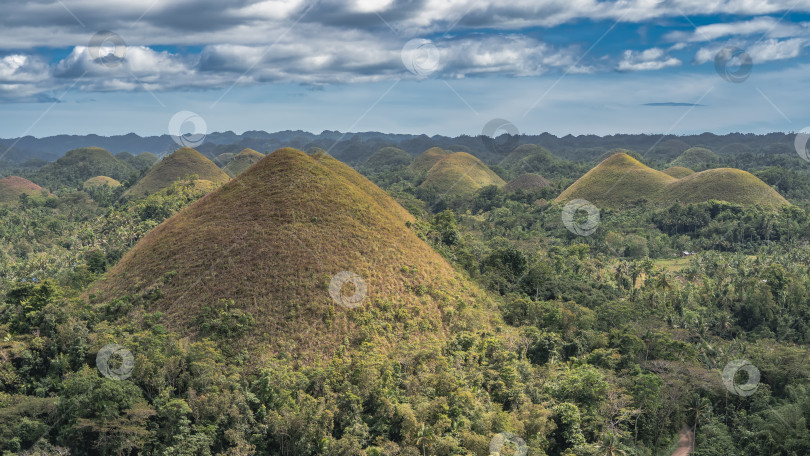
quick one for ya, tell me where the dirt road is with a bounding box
[671,428,694,456]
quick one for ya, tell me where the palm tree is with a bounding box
[596,431,628,456]
[416,423,434,456]
[686,394,712,443]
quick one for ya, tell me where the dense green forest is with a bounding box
[1,138,810,456]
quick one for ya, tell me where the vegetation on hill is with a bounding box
[504,173,552,193]
[669,147,720,170]
[2,139,810,456]
[116,151,157,171]
[92,147,495,358]
[29,147,138,189]
[223,148,264,177]
[557,152,788,209]
[498,144,589,181]
[212,152,235,167]
[419,152,506,198]
[663,168,789,208]
[83,175,121,189]
[361,146,413,172]
[125,147,230,197]
[556,152,676,207]
[662,166,695,178]
[408,147,452,174]
[499,144,551,169]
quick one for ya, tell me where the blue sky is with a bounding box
[2,0,810,138]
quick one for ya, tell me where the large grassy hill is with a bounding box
[556,152,677,206]
[223,148,264,177]
[362,146,413,172]
[0,176,50,204]
[408,147,452,174]
[30,147,137,189]
[419,152,506,197]
[557,152,789,209]
[663,168,790,207]
[90,147,495,359]
[125,148,230,197]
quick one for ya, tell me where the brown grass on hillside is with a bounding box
[223,148,264,177]
[91,147,496,362]
[0,176,50,203]
[125,148,230,197]
[419,152,506,197]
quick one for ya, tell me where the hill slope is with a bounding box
[125,148,230,197]
[223,148,264,177]
[31,147,136,189]
[0,176,50,204]
[662,168,789,208]
[557,153,789,209]
[83,176,121,189]
[670,147,719,170]
[556,153,676,207]
[504,173,551,193]
[362,146,413,172]
[408,147,451,174]
[662,166,695,178]
[419,152,506,197]
[90,148,493,358]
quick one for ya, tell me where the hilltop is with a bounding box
[504,173,551,193]
[30,147,137,189]
[362,146,413,172]
[557,152,789,209]
[90,147,494,358]
[83,176,121,189]
[223,148,264,177]
[419,152,506,197]
[556,153,676,207]
[125,148,230,197]
[0,176,50,204]
[408,147,452,174]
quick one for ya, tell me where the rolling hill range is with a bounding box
[419,152,506,197]
[557,152,789,209]
[30,147,137,189]
[0,176,50,203]
[125,148,231,197]
[90,147,494,359]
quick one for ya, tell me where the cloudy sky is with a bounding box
[2,0,810,138]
